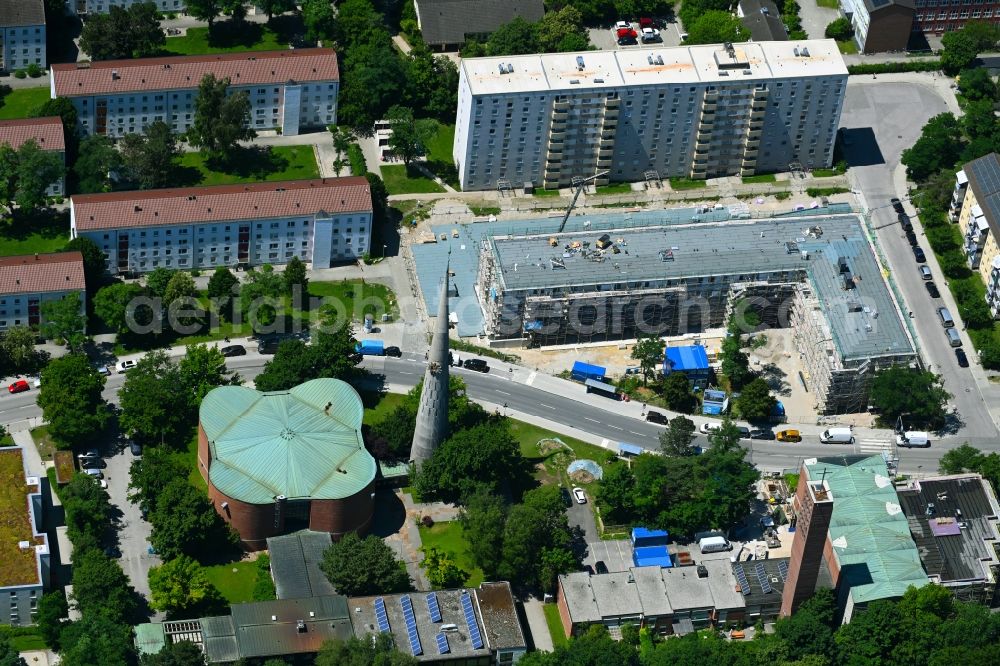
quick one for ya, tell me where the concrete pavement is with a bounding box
[521,598,555,651]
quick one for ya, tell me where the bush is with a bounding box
[421,515,434,527]
[347,143,367,175]
[13,70,25,79]
[825,17,854,41]
[805,186,850,197]
[26,63,43,78]
[848,60,942,75]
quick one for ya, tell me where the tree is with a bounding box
[148,556,226,618]
[0,326,42,375]
[385,105,436,166]
[824,17,854,41]
[499,485,576,590]
[283,255,308,295]
[958,66,998,102]
[315,634,418,666]
[149,479,237,561]
[458,489,508,578]
[163,271,199,326]
[320,533,411,596]
[64,236,108,289]
[38,354,110,447]
[631,335,664,386]
[179,343,234,404]
[188,74,256,161]
[0,633,26,666]
[207,266,238,320]
[79,3,165,60]
[33,97,79,163]
[93,282,145,335]
[520,626,640,666]
[597,462,636,522]
[337,39,407,130]
[221,0,248,22]
[403,45,459,122]
[535,5,589,53]
[58,614,136,666]
[74,134,122,194]
[870,366,951,429]
[369,404,417,460]
[253,327,361,391]
[239,264,284,331]
[659,415,696,456]
[661,372,695,413]
[0,144,17,214]
[735,377,776,422]
[302,0,336,42]
[39,292,87,351]
[129,446,190,514]
[940,443,986,474]
[486,16,538,56]
[118,350,192,445]
[941,21,1000,74]
[421,546,467,588]
[185,0,222,28]
[720,331,753,390]
[35,590,69,650]
[685,10,750,45]
[775,588,837,659]
[15,139,63,213]
[70,548,140,624]
[902,113,965,182]
[255,0,294,21]
[145,266,176,300]
[61,473,113,553]
[140,640,208,666]
[120,120,178,189]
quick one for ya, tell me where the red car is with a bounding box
[8,379,29,394]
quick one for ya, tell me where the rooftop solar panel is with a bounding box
[461,593,484,650]
[400,595,422,656]
[374,597,390,633]
[427,592,442,623]
[755,562,772,594]
[777,560,789,582]
[735,567,751,595]
[436,632,450,654]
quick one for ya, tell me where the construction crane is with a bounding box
[558,170,610,233]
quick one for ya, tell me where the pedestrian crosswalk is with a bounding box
[855,439,895,455]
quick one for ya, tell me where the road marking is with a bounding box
[628,431,643,436]
[398,371,415,375]
[608,425,623,430]
[495,390,511,396]
[585,417,600,423]
[526,371,537,386]
[539,403,556,410]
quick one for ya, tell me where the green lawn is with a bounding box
[308,279,398,319]
[816,0,839,7]
[837,39,859,55]
[381,164,446,195]
[0,87,50,120]
[363,392,407,426]
[508,420,607,463]
[594,182,634,195]
[742,173,776,184]
[203,560,258,603]
[543,603,569,648]
[162,25,288,56]
[534,188,563,197]
[177,146,319,187]
[418,521,484,588]
[0,213,70,257]
[424,124,460,189]
[29,425,58,462]
[669,177,707,190]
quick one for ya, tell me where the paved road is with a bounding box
[839,78,1000,446]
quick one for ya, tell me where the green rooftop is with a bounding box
[0,448,43,588]
[806,455,928,606]
[200,379,376,505]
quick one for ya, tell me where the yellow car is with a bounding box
[776,429,802,442]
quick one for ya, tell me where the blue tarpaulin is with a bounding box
[632,527,669,548]
[618,442,643,457]
[356,340,384,355]
[633,546,673,568]
[571,361,606,382]
[663,345,710,373]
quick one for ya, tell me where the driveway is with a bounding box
[567,491,598,543]
[102,442,159,600]
[797,0,841,40]
[582,539,632,572]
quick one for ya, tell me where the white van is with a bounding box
[820,427,855,444]
[897,431,931,448]
[699,536,731,553]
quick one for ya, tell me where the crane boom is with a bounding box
[558,170,610,233]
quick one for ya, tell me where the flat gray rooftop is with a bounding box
[486,213,912,361]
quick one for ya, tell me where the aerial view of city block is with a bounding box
[2,0,1000,663]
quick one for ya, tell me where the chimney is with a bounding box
[111,70,119,80]
[780,466,835,617]
[296,620,306,633]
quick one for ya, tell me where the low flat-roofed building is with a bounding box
[738,0,789,41]
[732,557,817,621]
[0,252,86,332]
[0,446,50,626]
[414,0,544,50]
[0,117,65,196]
[349,582,527,663]
[266,530,336,600]
[556,560,744,638]
[898,474,1000,606]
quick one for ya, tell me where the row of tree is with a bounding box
[458,6,591,57]
[677,0,749,45]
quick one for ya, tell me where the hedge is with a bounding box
[347,143,368,176]
[847,60,941,75]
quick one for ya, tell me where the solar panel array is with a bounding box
[400,595,423,656]
[461,593,484,650]
[777,560,789,582]
[374,597,390,633]
[436,632,451,654]
[734,565,751,595]
[427,592,442,623]
[755,563,773,594]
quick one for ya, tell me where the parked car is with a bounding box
[736,426,752,438]
[80,457,104,470]
[77,449,100,460]
[913,246,926,262]
[898,212,912,230]
[84,468,103,480]
[463,359,489,373]
[925,281,941,298]
[129,441,143,456]
[220,345,246,357]
[645,410,668,425]
[905,229,918,246]
[891,198,905,214]
[385,346,402,357]
[776,429,802,442]
[614,20,631,29]
[750,428,775,440]
[919,265,932,280]
[94,364,112,376]
[595,561,609,574]
[956,348,969,367]
[116,359,138,373]
[640,27,661,42]
[257,338,280,355]
[699,422,721,434]
[573,487,587,504]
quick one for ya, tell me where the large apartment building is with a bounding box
[0,117,66,196]
[914,0,1000,33]
[0,252,86,332]
[952,153,1000,318]
[0,0,46,73]
[453,39,847,191]
[69,178,373,274]
[51,48,339,138]
[840,0,914,54]
[68,0,185,14]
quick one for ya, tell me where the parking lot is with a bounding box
[587,20,685,52]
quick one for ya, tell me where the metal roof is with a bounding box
[133,623,166,657]
[805,455,929,605]
[664,345,710,372]
[415,0,544,45]
[231,596,353,659]
[266,530,336,600]
[200,379,375,504]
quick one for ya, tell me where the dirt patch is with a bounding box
[570,470,596,484]
[538,438,569,456]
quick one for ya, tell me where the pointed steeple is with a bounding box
[410,261,451,466]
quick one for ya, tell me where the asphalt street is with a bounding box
[839,79,1000,446]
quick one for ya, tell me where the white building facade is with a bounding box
[67,0,185,14]
[454,40,847,191]
[0,253,86,331]
[51,48,339,138]
[0,0,46,72]
[70,178,374,274]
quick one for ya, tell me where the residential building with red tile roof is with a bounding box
[0,117,66,196]
[0,252,86,331]
[0,0,47,72]
[70,177,373,273]
[51,48,339,137]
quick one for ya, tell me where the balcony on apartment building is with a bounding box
[987,257,1000,317]
[951,169,969,221]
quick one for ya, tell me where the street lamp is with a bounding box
[382,244,387,259]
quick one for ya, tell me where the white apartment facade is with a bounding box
[0,0,46,73]
[51,48,339,138]
[0,117,66,197]
[67,0,185,14]
[454,40,847,191]
[69,178,374,274]
[0,252,86,332]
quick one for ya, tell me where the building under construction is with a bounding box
[476,213,916,413]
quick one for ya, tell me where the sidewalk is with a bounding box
[522,598,555,652]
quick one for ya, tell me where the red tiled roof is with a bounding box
[0,117,66,152]
[0,252,85,294]
[71,177,373,231]
[52,48,340,97]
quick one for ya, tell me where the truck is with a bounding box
[896,431,931,448]
[820,427,855,444]
[355,340,385,356]
[698,536,731,554]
